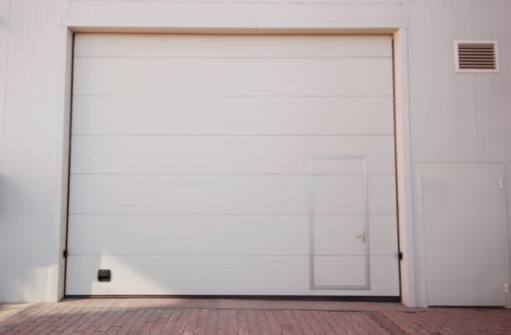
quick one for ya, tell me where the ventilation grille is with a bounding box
[455,41,499,72]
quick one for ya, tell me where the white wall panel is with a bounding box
[73,58,393,96]
[74,34,393,58]
[0,0,70,302]
[72,96,395,136]
[0,0,10,300]
[2,0,507,305]
[68,214,396,256]
[67,1,407,29]
[471,4,511,295]
[314,215,398,256]
[70,135,396,174]
[69,174,396,215]
[409,0,479,163]
[0,0,9,145]
[419,164,508,306]
[313,256,366,287]
[409,0,511,307]
[69,215,310,256]
[66,34,399,296]
[70,0,404,3]
[66,254,399,296]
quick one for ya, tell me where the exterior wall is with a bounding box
[0,0,70,302]
[0,0,509,306]
[408,0,511,306]
[66,0,407,30]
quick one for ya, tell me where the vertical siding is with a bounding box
[0,0,69,302]
[67,0,408,28]
[0,0,14,301]
[409,0,511,306]
[0,0,510,305]
[0,0,11,168]
[0,0,409,303]
[472,0,511,291]
[409,0,478,163]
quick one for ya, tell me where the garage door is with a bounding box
[66,34,399,297]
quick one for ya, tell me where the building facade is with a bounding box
[0,0,510,307]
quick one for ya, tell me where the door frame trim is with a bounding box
[59,27,418,306]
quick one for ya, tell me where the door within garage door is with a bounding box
[66,34,399,297]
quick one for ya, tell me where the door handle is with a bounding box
[356,231,367,243]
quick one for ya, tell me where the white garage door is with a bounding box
[66,34,400,297]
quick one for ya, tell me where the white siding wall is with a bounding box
[67,0,408,29]
[408,0,511,306]
[0,0,510,306]
[0,0,71,302]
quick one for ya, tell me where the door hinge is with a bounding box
[505,283,509,294]
[62,249,68,258]
[356,230,367,244]
[499,178,504,191]
[398,251,403,260]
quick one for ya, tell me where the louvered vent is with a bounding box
[455,41,499,72]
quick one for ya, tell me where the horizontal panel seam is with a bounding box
[72,95,394,99]
[72,94,394,98]
[67,253,398,257]
[74,56,392,59]
[70,134,395,137]
[68,213,396,216]
[68,212,398,215]
[69,173,396,176]
[70,0,404,5]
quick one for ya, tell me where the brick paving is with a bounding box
[0,299,510,335]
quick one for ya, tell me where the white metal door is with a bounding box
[420,164,509,306]
[66,34,399,296]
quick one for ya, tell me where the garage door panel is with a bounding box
[67,34,399,297]
[72,96,395,136]
[69,175,397,215]
[69,214,397,256]
[75,34,393,58]
[66,254,399,296]
[313,215,397,256]
[69,214,396,256]
[69,214,310,255]
[313,256,366,287]
[73,58,393,96]
[313,175,396,215]
[70,135,396,175]
[368,215,399,256]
